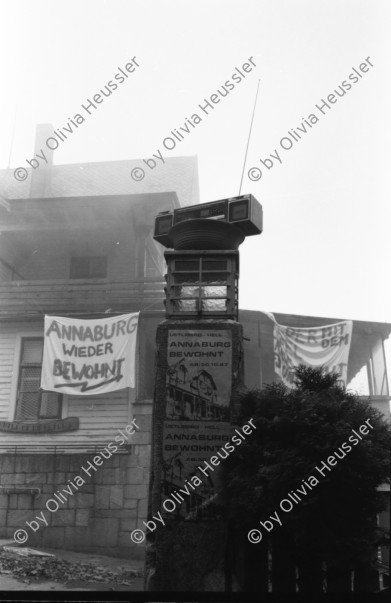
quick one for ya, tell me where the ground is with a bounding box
[0,539,144,591]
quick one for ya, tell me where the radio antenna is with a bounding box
[238,79,260,195]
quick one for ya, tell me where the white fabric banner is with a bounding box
[41,313,139,395]
[271,316,353,388]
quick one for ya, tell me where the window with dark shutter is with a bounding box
[15,339,62,421]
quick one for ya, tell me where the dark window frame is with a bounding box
[15,337,62,421]
[70,256,108,279]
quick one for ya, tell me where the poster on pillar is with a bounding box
[273,318,353,387]
[162,420,232,520]
[41,313,139,394]
[165,329,232,422]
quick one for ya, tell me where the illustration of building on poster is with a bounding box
[165,329,232,422]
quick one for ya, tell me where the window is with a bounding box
[15,339,62,421]
[70,256,107,279]
[165,253,239,319]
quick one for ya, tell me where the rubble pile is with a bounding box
[0,550,141,586]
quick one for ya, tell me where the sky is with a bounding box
[0,0,390,324]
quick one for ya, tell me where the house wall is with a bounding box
[0,409,151,558]
[1,226,139,283]
[2,313,387,446]
[0,321,134,448]
[0,319,153,558]
[1,310,389,559]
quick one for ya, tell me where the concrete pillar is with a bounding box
[145,318,243,591]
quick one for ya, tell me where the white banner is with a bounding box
[41,313,139,395]
[272,318,353,388]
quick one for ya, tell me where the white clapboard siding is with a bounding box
[0,321,132,450]
[0,324,18,421]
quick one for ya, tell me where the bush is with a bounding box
[224,366,391,565]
